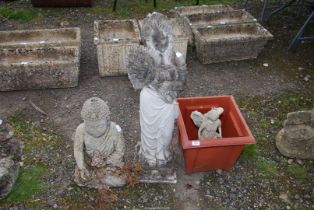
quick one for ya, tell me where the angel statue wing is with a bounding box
[190,111,205,128]
[127,46,155,90]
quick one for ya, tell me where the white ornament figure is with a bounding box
[73,97,127,189]
[127,12,187,167]
[191,107,224,140]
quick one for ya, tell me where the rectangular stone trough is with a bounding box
[174,4,233,17]
[0,47,80,91]
[138,18,189,62]
[194,23,273,64]
[0,27,81,49]
[94,19,141,76]
[185,10,256,28]
[175,4,234,45]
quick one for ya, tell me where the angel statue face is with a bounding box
[152,29,169,53]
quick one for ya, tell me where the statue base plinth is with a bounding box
[137,155,177,184]
[139,167,177,184]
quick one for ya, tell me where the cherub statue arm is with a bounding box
[74,124,86,170]
[106,125,125,167]
[74,124,90,179]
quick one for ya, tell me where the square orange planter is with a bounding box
[177,96,255,174]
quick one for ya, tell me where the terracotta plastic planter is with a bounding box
[177,96,255,174]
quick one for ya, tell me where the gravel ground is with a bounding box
[0,0,313,209]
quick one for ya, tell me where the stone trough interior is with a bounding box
[186,10,255,26]
[196,23,270,41]
[98,20,138,40]
[176,4,232,16]
[0,29,78,45]
[0,48,78,65]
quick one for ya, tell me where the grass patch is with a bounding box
[0,7,38,23]
[216,207,228,210]
[240,144,257,161]
[256,158,278,177]
[287,164,308,180]
[8,112,60,158]
[85,0,240,18]
[0,112,62,207]
[2,164,48,202]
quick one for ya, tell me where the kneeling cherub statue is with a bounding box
[73,97,127,189]
[191,107,224,140]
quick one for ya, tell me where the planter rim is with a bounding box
[94,19,141,44]
[193,23,273,43]
[0,27,81,49]
[177,95,256,150]
[185,9,257,27]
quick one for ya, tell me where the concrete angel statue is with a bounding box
[127,12,187,167]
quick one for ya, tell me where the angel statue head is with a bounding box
[141,12,173,53]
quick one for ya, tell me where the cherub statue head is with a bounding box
[81,97,110,138]
[141,12,173,53]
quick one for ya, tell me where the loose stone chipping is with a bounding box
[276,110,314,159]
[94,19,141,76]
[0,28,81,91]
[194,23,273,64]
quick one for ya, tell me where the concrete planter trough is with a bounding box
[177,96,256,174]
[94,19,141,76]
[0,47,80,91]
[184,10,256,28]
[174,4,233,17]
[175,4,234,45]
[194,23,273,64]
[138,18,189,62]
[0,27,81,49]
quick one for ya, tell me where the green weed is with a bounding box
[287,164,308,180]
[240,144,257,161]
[216,207,228,210]
[256,158,278,177]
[260,118,271,129]
[0,7,37,23]
[1,164,48,202]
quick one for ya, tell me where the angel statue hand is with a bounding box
[156,65,177,82]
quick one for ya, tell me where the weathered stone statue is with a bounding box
[0,120,21,199]
[276,110,314,159]
[191,107,224,140]
[73,97,127,189]
[128,12,187,167]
